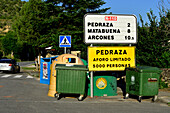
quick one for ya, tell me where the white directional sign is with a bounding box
[84,14,137,44]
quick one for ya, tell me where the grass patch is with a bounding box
[34,73,40,78]
[168,102,170,106]
[22,67,36,70]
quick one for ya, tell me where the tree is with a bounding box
[1,31,17,56]
[12,0,49,56]
[0,0,25,35]
[45,0,110,59]
[0,0,26,58]
[136,8,169,68]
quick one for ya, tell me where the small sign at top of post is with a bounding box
[59,35,71,48]
[59,35,71,54]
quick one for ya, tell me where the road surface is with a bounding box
[0,71,169,113]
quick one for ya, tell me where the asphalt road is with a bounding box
[0,72,169,113]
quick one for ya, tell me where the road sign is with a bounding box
[59,35,71,47]
[84,14,137,44]
[88,46,135,71]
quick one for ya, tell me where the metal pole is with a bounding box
[64,47,66,54]
[90,71,93,98]
[129,44,132,47]
[90,44,93,98]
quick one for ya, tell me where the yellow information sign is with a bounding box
[88,46,135,71]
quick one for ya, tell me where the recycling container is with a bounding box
[40,56,58,85]
[55,64,88,101]
[81,59,88,67]
[48,54,85,97]
[125,66,162,102]
[87,71,117,97]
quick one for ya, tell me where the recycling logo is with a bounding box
[96,78,107,89]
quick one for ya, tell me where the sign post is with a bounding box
[90,71,93,98]
[59,35,71,54]
[90,44,94,98]
[84,14,137,98]
[64,47,66,54]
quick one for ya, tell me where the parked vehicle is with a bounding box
[0,59,20,73]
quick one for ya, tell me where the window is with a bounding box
[0,59,12,63]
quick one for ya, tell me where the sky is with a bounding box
[100,0,169,25]
[22,0,169,25]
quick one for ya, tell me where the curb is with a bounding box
[158,96,170,105]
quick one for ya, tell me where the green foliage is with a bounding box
[0,0,25,34]
[22,67,36,70]
[1,0,110,60]
[159,77,168,89]
[136,9,170,68]
[1,31,17,55]
[45,0,110,59]
[0,31,35,60]
[0,0,25,19]
[12,0,49,48]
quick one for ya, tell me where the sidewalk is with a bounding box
[158,89,170,104]
[23,64,170,105]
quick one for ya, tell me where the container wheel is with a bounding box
[124,93,129,99]
[152,95,158,102]
[77,95,83,101]
[138,96,142,102]
[54,93,60,100]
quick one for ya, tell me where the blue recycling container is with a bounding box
[40,56,58,85]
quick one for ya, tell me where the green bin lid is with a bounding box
[81,59,88,66]
[127,66,162,73]
[55,64,88,70]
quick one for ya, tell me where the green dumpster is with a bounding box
[55,64,88,101]
[88,71,117,97]
[125,66,162,102]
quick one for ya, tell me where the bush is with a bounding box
[159,77,168,89]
